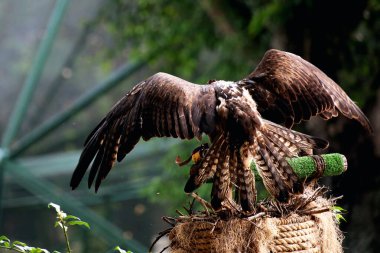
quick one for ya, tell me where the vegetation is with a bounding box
[0,203,129,253]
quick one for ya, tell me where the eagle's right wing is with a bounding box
[70,72,217,191]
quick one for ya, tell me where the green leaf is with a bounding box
[67,220,90,229]
[64,215,80,221]
[12,245,27,252]
[114,246,132,253]
[331,206,347,213]
[12,240,27,247]
[0,235,10,242]
[54,221,61,228]
[0,235,10,244]
[0,236,11,248]
[29,247,51,253]
[334,213,347,224]
[0,243,10,248]
[331,206,347,224]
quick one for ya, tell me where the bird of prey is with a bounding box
[70,49,372,212]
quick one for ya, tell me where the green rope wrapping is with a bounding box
[251,153,347,181]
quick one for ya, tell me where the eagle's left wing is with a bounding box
[243,49,372,132]
[70,72,217,191]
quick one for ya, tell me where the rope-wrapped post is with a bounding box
[164,154,346,253]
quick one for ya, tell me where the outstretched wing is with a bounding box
[70,72,217,191]
[244,49,372,131]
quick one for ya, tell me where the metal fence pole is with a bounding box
[0,0,69,226]
[1,0,69,147]
[9,59,148,159]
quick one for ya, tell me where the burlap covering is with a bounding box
[168,198,343,253]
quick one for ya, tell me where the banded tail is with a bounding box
[252,120,328,200]
[184,134,257,212]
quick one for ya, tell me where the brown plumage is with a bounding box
[71,49,372,212]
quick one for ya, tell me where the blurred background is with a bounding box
[0,0,379,252]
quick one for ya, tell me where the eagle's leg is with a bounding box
[183,143,212,193]
[176,143,209,166]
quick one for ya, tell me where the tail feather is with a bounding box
[194,135,225,186]
[254,132,288,199]
[252,120,329,200]
[262,129,298,157]
[236,143,256,212]
[209,139,256,212]
[229,147,238,190]
[211,140,231,210]
[261,133,300,192]
[264,119,329,151]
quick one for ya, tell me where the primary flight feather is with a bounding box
[71,49,372,212]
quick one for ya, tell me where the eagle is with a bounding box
[70,49,372,212]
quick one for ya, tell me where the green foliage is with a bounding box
[331,205,347,224]
[113,246,132,253]
[248,1,283,38]
[99,0,216,78]
[48,203,91,231]
[95,0,270,81]
[1,203,131,253]
[0,234,55,253]
[48,203,89,253]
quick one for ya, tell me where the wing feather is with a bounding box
[177,104,187,138]
[245,49,372,131]
[70,72,217,190]
[174,101,185,139]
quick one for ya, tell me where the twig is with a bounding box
[209,218,220,234]
[183,197,196,215]
[247,212,266,221]
[294,187,328,212]
[299,207,330,215]
[162,216,176,227]
[175,209,185,216]
[189,192,213,215]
